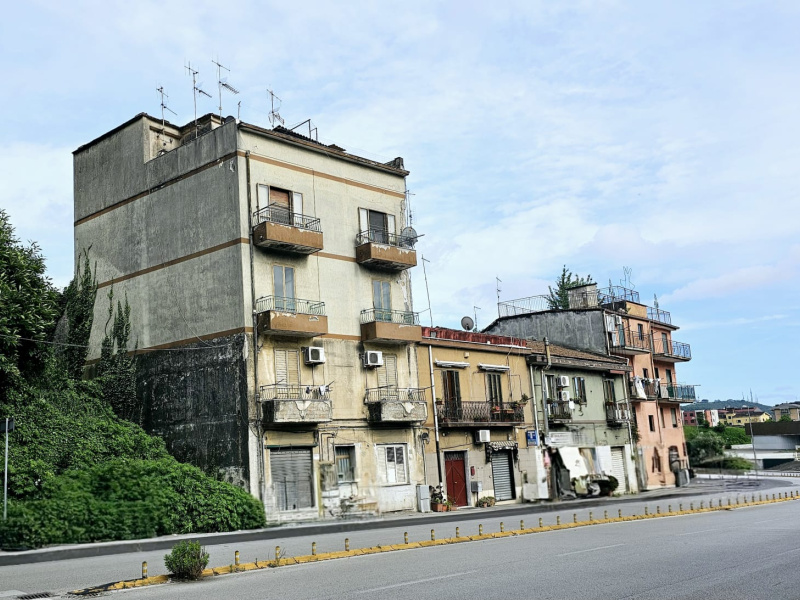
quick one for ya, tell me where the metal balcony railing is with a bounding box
[647,307,672,325]
[667,384,696,401]
[256,296,326,316]
[437,401,524,424]
[597,285,640,305]
[356,228,417,249]
[547,401,573,421]
[364,387,426,403]
[258,383,331,402]
[253,204,321,231]
[606,402,630,423]
[360,308,420,325]
[610,327,651,352]
[653,338,691,360]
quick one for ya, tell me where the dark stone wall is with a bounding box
[135,333,251,487]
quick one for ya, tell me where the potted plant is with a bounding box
[444,498,457,511]
[491,405,501,414]
[430,485,448,512]
[476,496,496,508]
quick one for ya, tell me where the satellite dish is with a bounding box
[399,226,419,248]
[461,316,475,331]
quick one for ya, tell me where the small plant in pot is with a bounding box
[476,496,496,508]
[430,485,448,511]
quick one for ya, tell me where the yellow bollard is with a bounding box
[275,546,280,563]
[589,511,593,522]
[520,520,525,530]
[645,506,649,516]
[539,517,543,528]
[679,503,683,511]
[500,521,505,533]
[690,502,694,510]
[312,542,317,555]
[235,550,240,566]
[345,538,350,551]
[404,531,409,544]
[431,529,435,541]
[700,501,704,509]
[656,506,660,515]
[736,497,740,505]
[759,494,762,501]
[557,516,561,525]
[772,493,776,501]
[573,513,577,523]
[604,510,608,520]
[479,524,483,535]
[618,509,622,518]
[456,527,460,538]
[142,561,148,579]
[668,504,672,513]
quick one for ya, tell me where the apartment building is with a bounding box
[719,407,771,427]
[682,408,719,427]
[417,327,636,505]
[772,403,800,422]
[484,283,695,489]
[73,112,425,521]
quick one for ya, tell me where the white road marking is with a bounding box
[555,543,625,557]
[676,527,724,536]
[355,570,480,593]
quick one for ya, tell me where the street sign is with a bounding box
[526,430,539,447]
[0,418,13,433]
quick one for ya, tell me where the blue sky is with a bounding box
[2,1,798,404]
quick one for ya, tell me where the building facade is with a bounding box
[772,403,800,422]
[73,112,426,521]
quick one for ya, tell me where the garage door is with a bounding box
[610,447,627,493]
[271,448,314,511]
[491,451,514,501]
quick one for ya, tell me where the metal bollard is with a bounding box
[727,498,731,506]
[456,527,460,538]
[235,550,240,566]
[479,524,484,535]
[772,493,776,501]
[645,506,649,516]
[668,504,672,513]
[656,506,660,514]
[312,542,317,555]
[700,501,704,509]
[275,546,280,562]
[618,509,622,518]
[589,511,593,522]
[520,520,525,530]
[690,502,694,510]
[500,521,505,532]
[345,538,350,551]
[679,503,683,511]
[539,517,543,528]
[431,529,435,541]
[404,531,409,544]
[142,561,148,579]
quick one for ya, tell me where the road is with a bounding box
[0,477,797,598]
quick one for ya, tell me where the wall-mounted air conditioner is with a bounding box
[556,375,570,388]
[557,390,571,402]
[303,346,326,365]
[363,350,384,368]
[475,430,491,443]
[614,315,623,326]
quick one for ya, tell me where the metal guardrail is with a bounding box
[497,295,552,317]
[360,308,420,325]
[256,296,326,316]
[667,384,696,401]
[364,388,426,403]
[597,285,640,305]
[547,401,572,421]
[253,204,321,231]
[647,307,672,325]
[653,338,691,359]
[610,328,651,352]
[356,228,417,248]
[437,401,524,424]
[258,384,331,401]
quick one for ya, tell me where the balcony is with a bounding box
[598,285,640,306]
[647,307,672,326]
[629,378,663,400]
[252,205,323,254]
[355,229,417,271]
[365,388,427,423]
[653,338,691,362]
[360,308,422,344]
[437,401,524,427]
[259,384,332,423]
[606,402,630,426]
[256,296,328,337]
[547,401,573,423]
[609,327,651,355]
[666,384,697,402]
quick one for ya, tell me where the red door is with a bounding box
[445,452,468,506]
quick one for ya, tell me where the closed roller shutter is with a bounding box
[491,451,514,501]
[610,447,627,493]
[271,448,314,511]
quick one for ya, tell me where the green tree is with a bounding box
[779,415,792,423]
[687,430,725,465]
[97,289,139,423]
[61,248,97,380]
[0,210,59,393]
[546,265,593,309]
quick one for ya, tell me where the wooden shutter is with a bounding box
[275,349,300,386]
[377,355,397,389]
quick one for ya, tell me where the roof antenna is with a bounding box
[212,58,239,120]
[473,306,481,332]
[185,62,212,139]
[405,189,416,227]
[155,86,176,152]
[237,100,241,122]
[496,276,502,317]
[267,88,285,128]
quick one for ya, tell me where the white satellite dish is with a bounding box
[461,316,475,331]
[399,226,419,248]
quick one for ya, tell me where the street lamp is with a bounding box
[744,405,759,479]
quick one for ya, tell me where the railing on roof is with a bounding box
[253,204,321,232]
[497,295,551,317]
[647,307,672,325]
[597,286,640,305]
[422,327,527,347]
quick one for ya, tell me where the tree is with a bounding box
[97,288,139,423]
[61,248,97,380]
[687,431,725,465]
[779,415,793,423]
[546,266,593,309]
[0,209,59,393]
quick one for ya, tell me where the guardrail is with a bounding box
[356,228,417,248]
[253,204,321,231]
[256,296,326,316]
[437,401,524,424]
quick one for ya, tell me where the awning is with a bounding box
[434,360,470,369]
[478,363,510,372]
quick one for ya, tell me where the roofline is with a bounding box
[74,112,150,154]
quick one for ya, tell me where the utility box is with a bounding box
[470,480,482,494]
[416,484,431,512]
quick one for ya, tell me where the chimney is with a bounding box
[567,283,598,309]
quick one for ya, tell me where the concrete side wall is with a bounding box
[486,311,608,354]
[754,434,800,451]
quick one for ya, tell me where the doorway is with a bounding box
[444,451,468,506]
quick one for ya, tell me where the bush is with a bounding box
[165,540,209,580]
[476,496,496,507]
[598,475,619,496]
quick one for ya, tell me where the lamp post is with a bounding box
[744,406,759,480]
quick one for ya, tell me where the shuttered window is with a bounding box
[377,444,407,484]
[486,373,502,405]
[271,448,314,510]
[377,354,398,389]
[336,446,355,482]
[275,349,300,386]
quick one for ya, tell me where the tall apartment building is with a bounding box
[73,112,425,521]
[484,283,695,489]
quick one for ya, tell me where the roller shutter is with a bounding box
[491,451,514,501]
[610,447,627,493]
[271,448,314,511]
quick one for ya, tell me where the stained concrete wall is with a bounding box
[485,310,608,355]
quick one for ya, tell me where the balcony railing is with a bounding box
[253,204,321,232]
[256,296,326,316]
[437,401,524,426]
[259,384,331,401]
[547,401,573,422]
[497,295,552,317]
[606,402,630,424]
[598,285,640,305]
[653,338,691,361]
[647,307,672,325]
[666,384,696,401]
[360,308,420,325]
[364,387,426,403]
[610,327,651,353]
[356,228,416,248]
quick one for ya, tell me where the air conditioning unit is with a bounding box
[556,375,570,388]
[475,430,491,443]
[363,350,384,368]
[614,315,623,326]
[303,346,326,365]
[558,390,571,402]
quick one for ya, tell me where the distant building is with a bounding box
[682,408,719,427]
[719,407,771,427]
[773,403,800,422]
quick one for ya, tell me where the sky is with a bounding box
[1,1,798,404]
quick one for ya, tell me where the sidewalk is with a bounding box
[1,475,795,567]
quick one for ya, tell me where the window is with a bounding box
[637,323,644,341]
[359,208,396,244]
[659,408,665,428]
[274,349,300,387]
[662,333,669,353]
[666,369,673,384]
[486,373,502,406]
[648,415,655,432]
[652,450,662,473]
[442,370,461,406]
[377,444,407,484]
[336,446,355,482]
[603,379,616,403]
[671,408,678,427]
[257,185,303,223]
[377,354,398,390]
[573,377,586,403]
[372,280,391,321]
[654,368,660,379]
[642,368,649,379]
[273,265,295,311]
[545,374,557,401]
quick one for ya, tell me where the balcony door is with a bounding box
[442,370,462,420]
[359,208,395,244]
[377,354,398,399]
[258,185,303,225]
[275,349,300,390]
[373,280,391,322]
[274,265,295,311]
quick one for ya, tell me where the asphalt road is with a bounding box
[1,478,797,599]
[75,499,800,600]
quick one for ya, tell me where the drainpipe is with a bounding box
[528,363,541,441]
[245,150,264,502]
[541,337,552,437]
[427,345,445,497]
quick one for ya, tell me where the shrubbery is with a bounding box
[164,540,210,580]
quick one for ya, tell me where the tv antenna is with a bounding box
[473,306,481,330]
[496,276,502,316]
[289,118,318,141]
[653,294,659,309]
[185,62,212,138]
[155,86,176,152]
[267,88,285,128]
[405,189,416,227]
[620,266,635,290]
[212,59,239,120]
